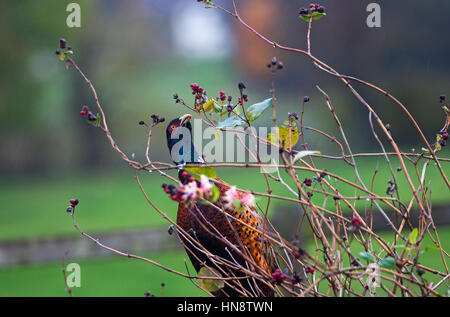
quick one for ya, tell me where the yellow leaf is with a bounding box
[197,267,224,292]
[202,99,215,113]
[268,126,299,148]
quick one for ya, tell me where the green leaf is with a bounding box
[359,251,376,262]
[184,165,217,180]
[246,98,272,123]
[379,257,395,269]
[293,150,322,163]
[425,244,440,251]
[215,116,245,129]
[312,11,326,20]
[409,228,418,245]
[210,185,220,203]
[267,126,299,148]
[299,14,312,22]
[197,267,224,292]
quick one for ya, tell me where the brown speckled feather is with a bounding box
[176,177,273,297]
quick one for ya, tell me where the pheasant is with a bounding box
[164,114,274,297]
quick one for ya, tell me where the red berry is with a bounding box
[442,132,448,140]
[80,110,87,116]
[305,267,314,274]
[351,216,361,227]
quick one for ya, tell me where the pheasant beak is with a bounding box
[179,114,192,126]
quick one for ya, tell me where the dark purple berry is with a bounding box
[139,121,145,125]
[299,8,309,15]
[55,49,61,55]
[303,178,312,187]
[417,267,425,276]
[317,6,325,13]
[60,38,67,49]
[303,96,310,103]
[87,112,97,122]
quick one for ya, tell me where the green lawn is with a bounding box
[0,227,448,297]
[0,251,203,297]
[0,156,448,242]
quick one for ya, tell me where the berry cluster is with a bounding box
[271,269,287,285]
[299,3,325,16]
[139,114,165,127]
[80,105,97,123]
[266,56,284,71]
[305,267,315,274]
[55,38,74,68]
[439,131,448,147]
[219,90,227,102]
[66,198,79,213]
[55,38,73,56]
[237,82,249,104]
[190,83,207,103]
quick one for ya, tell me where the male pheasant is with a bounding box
[165,114,273,297]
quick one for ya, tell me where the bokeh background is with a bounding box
[0,0,449,296]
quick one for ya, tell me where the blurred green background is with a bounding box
[0,0,449,297]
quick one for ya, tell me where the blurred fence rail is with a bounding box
[1,206,450,268]
[0,227,181,268]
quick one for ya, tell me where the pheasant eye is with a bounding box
[169,122,179,134]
